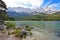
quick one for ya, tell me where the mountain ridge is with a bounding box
[7,7,60,20]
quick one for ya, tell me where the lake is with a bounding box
[5,21,60,40]
[5,21,60,31]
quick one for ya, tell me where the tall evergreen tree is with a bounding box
[0,0,8,21]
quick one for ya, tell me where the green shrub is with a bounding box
[11,32,15,34]
[25,26,31,31]
[25,28,31,32]
[8,32,10,35]
[30,31,33,35]
[28,28,31,31]
[15,34,19,37]
[0,30,5,33]
[6,22,16,29]
[34,39,37,40]
[25,26,29,28]
[24,35,27,38]
[14,29,21,37]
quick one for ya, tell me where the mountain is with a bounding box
[8,7,60,13]
[7,7,35,18]
[7,11,32,18]
[43,7,59,14]
[7,7,60,18]
[7,7,60,21]
[8,7,34,13]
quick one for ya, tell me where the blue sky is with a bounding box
[3,0,60,10]
[41,0,60,10]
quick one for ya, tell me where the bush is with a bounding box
[11,32,15,34]
[30,31,33,35]
[25,26,29,28]
[34,39,37,40]
[8,32,10,35]
[14,29,21,37]
[0,30,5,33]
[24,35,27,38]
[6,22,16,29]
[25,26,31,31]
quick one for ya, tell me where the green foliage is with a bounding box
[30,31,32,35]
[8,32,10,35]
[6,22,16,29]
[11,32,15,34]
[0,0,15,21]
[25,26,31,31]
[19,12,60,21]
[34,39,37,40]
[25,26,29,28]
[8,17,15,21]
[0,11,8,21]
[0,0,8,21]
[25,26,32,36]
[0,30,5,33]
[14,29,21,37]
[15,29,21,35]
[24,35,27,38]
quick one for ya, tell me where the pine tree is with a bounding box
[0,0,8,21]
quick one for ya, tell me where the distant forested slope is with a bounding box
[19,12,60,21]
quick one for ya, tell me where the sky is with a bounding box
[2,0,60,10]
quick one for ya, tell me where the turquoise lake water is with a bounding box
[5,21,60,38]
[15,21,60,30]
[6,21,60,30]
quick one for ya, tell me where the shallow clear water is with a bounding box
[15,21,60,30]
[6,21,60,31]
[5,21,60,40]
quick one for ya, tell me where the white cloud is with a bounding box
[2,0,44,9]
[43,0,52,8]
[48,3,60,8]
